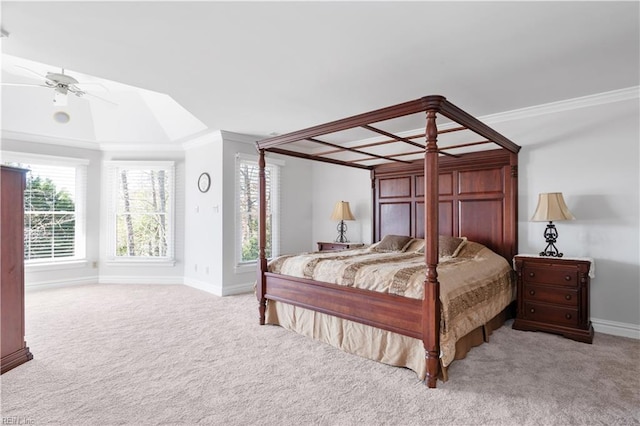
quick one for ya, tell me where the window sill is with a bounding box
[26,259,88,272]
[235,262,258,274]
[105,258,176,267]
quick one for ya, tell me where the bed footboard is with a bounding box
[259,271,444,387]
[264,272,423,338]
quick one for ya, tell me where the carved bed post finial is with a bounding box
[423,109,441,388]
[257,149,267,325]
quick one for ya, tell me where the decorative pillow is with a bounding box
[418,235,467,258]
[442,235,467,257]
[372,235,414,253]
[405,238,425,253]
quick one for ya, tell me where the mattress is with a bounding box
[265,240,514,376]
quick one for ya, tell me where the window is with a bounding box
[106,161,175,261]
[235,153,281,266]
[2,152,87,263]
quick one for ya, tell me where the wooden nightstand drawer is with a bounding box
[523,302,579,327]
[523,284,578,307]
[317,242,364,252]
[522,265,578,288]
[513,255,593,343]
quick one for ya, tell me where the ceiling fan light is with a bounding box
[52,111,70,124]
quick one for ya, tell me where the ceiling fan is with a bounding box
[3,65,115,106]
[44,69,86,99]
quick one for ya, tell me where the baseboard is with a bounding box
[23,277,639,339]
[25,275,253,296]
[97,275,183,285]
[25,276,98,291]
[592,318,640,340]
[221,281,254,296]
[183,277,223,296]
[183,278,253,297]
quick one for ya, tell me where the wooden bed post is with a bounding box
[423,109,440,388]
[257,149,267,325]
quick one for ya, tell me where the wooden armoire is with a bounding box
[1,165,33,374]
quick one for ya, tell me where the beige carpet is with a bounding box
[1,284,638,425]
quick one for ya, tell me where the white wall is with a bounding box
[1,138,188,287]
[492,94,639,333]
[183,131,314,297]
[307,90,640,337]
[1,139,102,287]
[183,131,224,294]
[219,132,313,295]
[97,149,186,284]
[4,89,637,337]
[311,163,372,247]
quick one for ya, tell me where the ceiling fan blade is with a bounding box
[14,65,48,80]
[1,82,50,89]
[75,82,110,92]
[68,85,86,96]
[83,91,117,106]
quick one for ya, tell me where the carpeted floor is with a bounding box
[1,284,639,425]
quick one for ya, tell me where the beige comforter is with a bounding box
[265,240,514,375]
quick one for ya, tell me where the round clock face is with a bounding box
[198,172,211,193]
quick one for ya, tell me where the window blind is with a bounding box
[107,161,175,259]
[235,153,282,265]
[2,152,88,263]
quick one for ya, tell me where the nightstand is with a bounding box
[317,242,364,252]
[512,255,594,343]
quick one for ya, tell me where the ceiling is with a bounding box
[1,1,638,147]
[1,53,209,148]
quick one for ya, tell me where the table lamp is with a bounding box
[330,201,355,243]
[531,192,575,257]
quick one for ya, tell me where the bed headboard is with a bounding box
[372,149,518,262]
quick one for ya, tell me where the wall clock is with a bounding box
[198,172,211,193]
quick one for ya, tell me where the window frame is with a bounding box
[2,151,88,266]
[234,153,282,270]
[105,160,176,265]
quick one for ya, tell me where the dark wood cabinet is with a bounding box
[1,166,33,374]
[317,242,364,252]
[512,255,593,343]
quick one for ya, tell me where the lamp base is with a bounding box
[539,221,564,257]
[335,220,349,243]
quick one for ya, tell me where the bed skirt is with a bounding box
[265,300,513,382]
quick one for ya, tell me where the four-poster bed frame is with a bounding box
[255,95,520,388]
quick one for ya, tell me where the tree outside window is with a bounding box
[110,163,174,260]
[2,160,82,262]
[237,156,279,264]
[24,170,76,260]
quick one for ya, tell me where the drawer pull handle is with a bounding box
[529,290,536,296]
[529,272,535,278]
[565,294,572,300]
[565,275,572,281]
[565,313,572,320]
[530,308,535,314]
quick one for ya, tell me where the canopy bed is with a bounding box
[255,95,520,388]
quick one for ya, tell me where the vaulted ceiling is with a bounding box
[1,1,638,147]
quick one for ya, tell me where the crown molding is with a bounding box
[220,130,261,145]
[1,130,102,150]
[181,129,222,150]
[2,129,185,152]
[478,86,639,125]
[379,86,640,145]
[4,87,637,152]
[98,142,185,152]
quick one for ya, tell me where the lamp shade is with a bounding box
[330,201,355,221]
[531,192,575,222]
